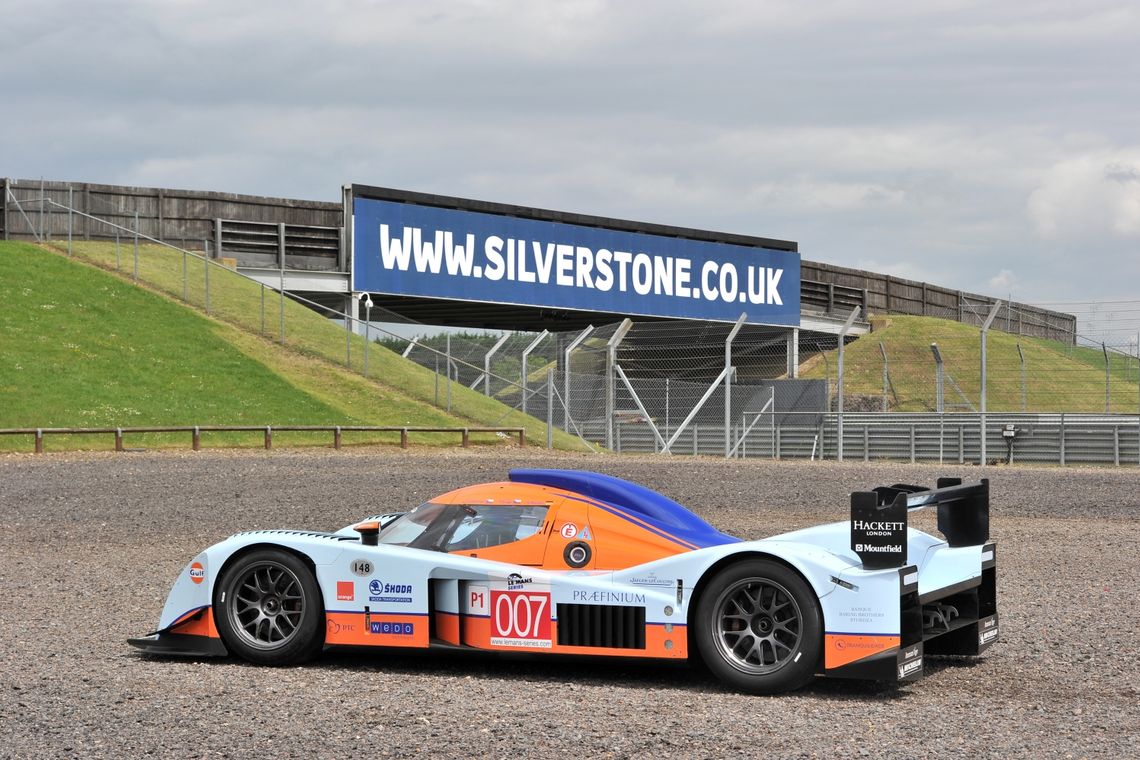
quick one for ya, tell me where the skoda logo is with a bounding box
[369,579,383,595]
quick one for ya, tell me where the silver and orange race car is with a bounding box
[130,470,998,693]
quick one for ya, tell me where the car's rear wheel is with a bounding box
[214,549,324,665]
[694,559,821,694]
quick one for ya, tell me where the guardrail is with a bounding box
[0,425,527,454]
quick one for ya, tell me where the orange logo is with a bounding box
[189,562,205,585]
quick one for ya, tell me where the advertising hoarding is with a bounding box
[351,189,800,326]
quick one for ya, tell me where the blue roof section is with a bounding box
[508,469,740,549]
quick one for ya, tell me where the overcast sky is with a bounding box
[3,1,1138,338]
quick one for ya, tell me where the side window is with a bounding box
[444,505,548,552]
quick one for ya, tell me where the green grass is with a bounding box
[0,241,590,451]
[799,315,1140,413]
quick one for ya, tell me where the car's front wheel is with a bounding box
[694,559,821,694]
[214,549,324,665]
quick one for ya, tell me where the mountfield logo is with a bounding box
[856,544,903,553]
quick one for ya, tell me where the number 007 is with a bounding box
[494,593,548,638]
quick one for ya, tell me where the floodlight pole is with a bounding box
[563,325,594,430]
[980,300,1002,465]
[724,313,747,458]
[606,319,633,450]
[836,306,861,461]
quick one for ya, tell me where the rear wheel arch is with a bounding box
[688,552,824,693]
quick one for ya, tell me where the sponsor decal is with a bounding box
[506,573,532,591]
[902,572,918,587]
[902,646,921,660]
[981,550,994,563]
[368,579,413,604]
[370,621,415,636]
[336,581,355,602]
[629,574,674,588]
[490,590,552,648]
[327,618,356,635]
[350,559,373,577]
[559,523,578,539]
[898,657,923,678]
[189,561,205,585]
[855,543,903,554]
[468,585,488,614]
[982,617,997,629]
[852,519,906,537]
[578,526,591,540]
[979,628,999,645]
[571,590,646,604]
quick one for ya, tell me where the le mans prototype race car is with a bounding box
[130,470,998,693]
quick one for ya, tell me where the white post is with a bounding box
[836,306,861,462]
[1103,342,1110,414]
[1017,343,1027,412]
[362,294,373,378]
[563,325,594,429]
[482,332,512,396]
[786,327,800,378]
[724,313,747,457]
[606,319,633,450]
[931,343,945,414]
[980,300,1002,465]
[521,330,549,417]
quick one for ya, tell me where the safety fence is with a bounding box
[0,425,526,454]
[575,412,1140,466]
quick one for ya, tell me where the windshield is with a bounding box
[378,502,548,552]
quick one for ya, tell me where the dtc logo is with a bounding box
[189,562,205,585]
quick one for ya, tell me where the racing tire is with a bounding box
[694,559,822,694]
[214,549,324,665]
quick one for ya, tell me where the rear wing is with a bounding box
[851,477,989,569]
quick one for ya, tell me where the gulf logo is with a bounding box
[189,562,206,585]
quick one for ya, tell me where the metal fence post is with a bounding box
[931,343,945,414]
[725,313,746,457]
[979,301,1002,465]
[1,177,9,240]
[483,331,511,397]
[605,320,633,450]
[133,211,139,281]
[521,330,549,417]
[115,225,121,270]
[260,284,266,334]
[546,368,554,449]
[39,178,45,241]
[279,266,286,345]
[1059,413,1066,466]
[67,187,73,256]
[836,306,861,461]
[1017,343,1027,412]
[446,333,453,413]
[563,325,594,429]
[1103,343,1110,414]
[204,240,211,315]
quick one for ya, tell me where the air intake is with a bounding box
[556,604,646,649]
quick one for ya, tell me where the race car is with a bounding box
[129,470,998,693]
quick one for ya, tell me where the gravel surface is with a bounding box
[1,449,1137,759]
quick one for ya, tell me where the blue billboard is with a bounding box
[351,194,800,326]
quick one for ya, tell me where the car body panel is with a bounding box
[135,469,998,686]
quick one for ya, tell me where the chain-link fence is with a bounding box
[5,183,1138,464]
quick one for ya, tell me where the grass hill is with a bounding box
[0,241,589,451]
[799,315,1139,413]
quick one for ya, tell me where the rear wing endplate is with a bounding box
[851,477,989,569]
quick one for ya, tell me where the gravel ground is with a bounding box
[0,449,1137,759]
